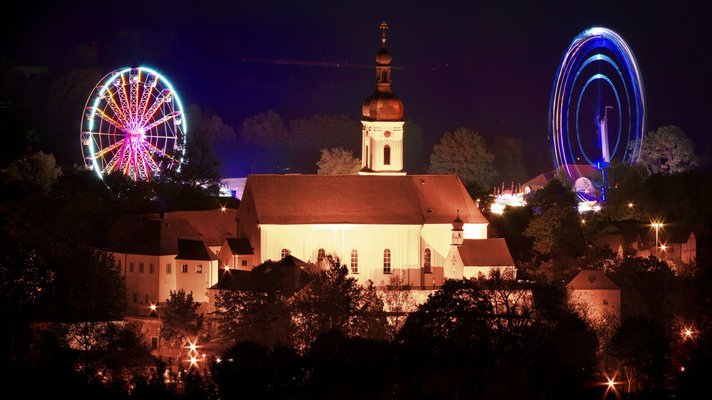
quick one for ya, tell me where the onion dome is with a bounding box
[361,21,404,121]
[376,47,392,65]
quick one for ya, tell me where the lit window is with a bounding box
[317,248,326,263]
[384,145,391,165]
[181,264,188,273]
[130,262,134,273]
[241,259,248,267]
[149,263,154,274]
[351,249,358,274]
[196,265,203,273]
[384,249,391,274]
[281,249,290,259]
[424,248,432,273]
[139,262,144,273]
[166,263,171,274]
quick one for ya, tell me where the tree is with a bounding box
[523,179,584,281]
[491,134,527,184]
[288,114,360,150]
[292,256,382,349]
[638,125,699,175]
[175,104,231,190]
[213,289,292,349]
[316,147,360,175]
[240,110,288,146]
[428,127,496,192]
[3,150,62,194]
[161,290,204,356]
[607,317,670,396]
[382,274,415,339]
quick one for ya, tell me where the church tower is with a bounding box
[359,21,406,176]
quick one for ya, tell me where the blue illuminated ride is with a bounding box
[549,27,645,203]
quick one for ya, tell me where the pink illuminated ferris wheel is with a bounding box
[80,66,187,181]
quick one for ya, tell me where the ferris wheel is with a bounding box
[80,66,187,181]
[549,27,645,201]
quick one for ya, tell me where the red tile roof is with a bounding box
[165,209,237,246]
[243,174,487,225]
[567,270,619,290]
[458,238,514,267]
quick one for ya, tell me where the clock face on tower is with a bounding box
[384,130,391,138]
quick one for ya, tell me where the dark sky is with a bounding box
[3,0,710,176]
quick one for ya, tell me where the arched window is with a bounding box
[383,145,391,165]
[317,248,326,263]
[350,249,358,274]
[383,249,391,274]
[424,248,432,273]
[281,248,290,259]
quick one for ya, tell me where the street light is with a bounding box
[651,221,664,256]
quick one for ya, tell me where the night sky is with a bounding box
[3,0,710,176]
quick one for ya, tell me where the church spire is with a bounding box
[451,210,464,247]
[359,21,406,176]
[380,21,389,47]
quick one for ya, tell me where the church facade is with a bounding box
[235,24,515,289]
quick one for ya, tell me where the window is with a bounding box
[383,249,391,274]
[603,299,609,305]
[281,249,290,259]
[317,248,326,263]
[139,262,144,273]
[383,145,391,165]
[424,248,432,273]
[151,337,158,350]
[350,249,358,274]
[241,259,248,267]
[196,265,203,273]
[133,293,137,303]
[166,263,172,274]
[149,263,154,274]
[130,262,134,273]
[181,264,188,273]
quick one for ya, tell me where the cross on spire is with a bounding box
[380,21,389,47]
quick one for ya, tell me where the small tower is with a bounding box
[359,21,406,176]
[451,210,464,247]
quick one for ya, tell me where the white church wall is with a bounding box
[259,223,423,286]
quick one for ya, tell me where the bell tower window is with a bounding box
[384,145,391,165]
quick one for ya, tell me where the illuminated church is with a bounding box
[235,23,515,289]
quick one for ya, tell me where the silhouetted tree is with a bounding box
[161,290,204,358]
[316,147,360,175]
[428,127,496,193]
[639,125,698,175]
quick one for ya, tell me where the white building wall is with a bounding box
[259,224,422,286]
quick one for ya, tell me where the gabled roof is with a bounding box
[567,270,619,290]
[165,209,237,246]
[225,238,253,255]
[458,238,515,267]
[107,215,202,255]
[242,174,486,225]
[523,164,597,190]
[176,238,218,261]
